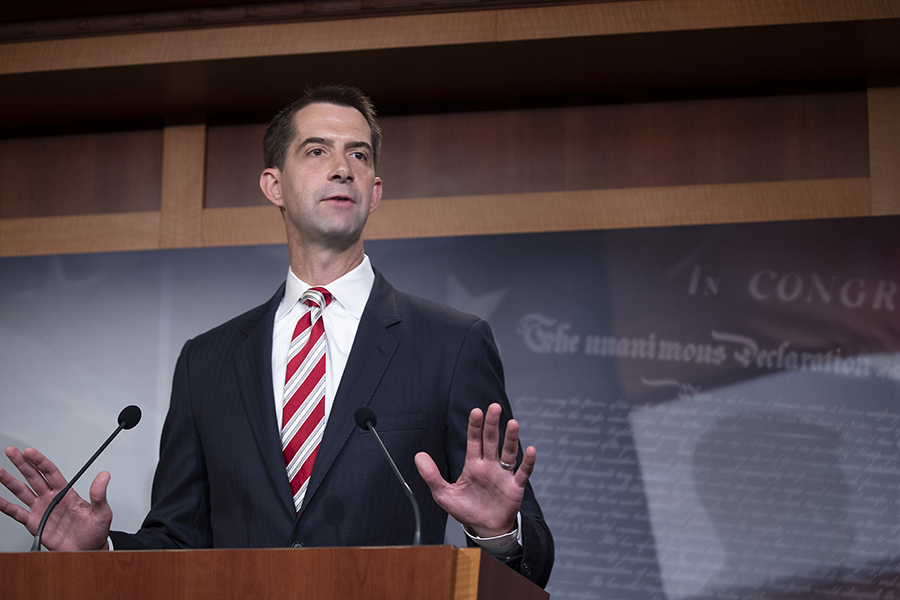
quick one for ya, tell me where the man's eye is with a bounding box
[309,148,324,156]
[351,151,368,161]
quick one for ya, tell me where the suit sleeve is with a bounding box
[447,319,555,588]
[110,339,213,549]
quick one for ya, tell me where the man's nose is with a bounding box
[329,155,353,182]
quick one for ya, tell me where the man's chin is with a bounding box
[310,223,369,250]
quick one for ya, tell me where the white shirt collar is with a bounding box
[275,254,375,323]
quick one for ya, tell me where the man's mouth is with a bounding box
[323,195,354,203]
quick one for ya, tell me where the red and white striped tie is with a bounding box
[282,286,332,512]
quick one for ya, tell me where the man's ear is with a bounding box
[368,177,383,215]
[260,168,284,208]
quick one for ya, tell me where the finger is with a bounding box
[6,447,52,496]
[0,493,31,527]
[481,403,502,459]
[514,446,537,487]
[500,418,520,467]
[22,447,70,494]
[414,452,449,498]
[0,465,38,507]
[466,408,485,462]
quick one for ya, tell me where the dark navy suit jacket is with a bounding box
[110,270,553,587]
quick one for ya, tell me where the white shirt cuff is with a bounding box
[462,512,523,557]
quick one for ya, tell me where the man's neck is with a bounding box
[288,241,365,286]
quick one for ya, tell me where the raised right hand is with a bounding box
[0,446,112,551]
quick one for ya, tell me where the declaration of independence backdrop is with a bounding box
[2,216,898,600]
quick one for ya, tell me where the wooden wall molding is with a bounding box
[2,0,898,76]
[0,1,575,44]
[0,12,496,75]
[107,178,875,256]
[0,179,877,257]
[201,203,285,247]
[499,0,900,41]
[364,179,873,239]
[0,212,161,257]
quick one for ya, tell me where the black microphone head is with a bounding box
[118,405,142,430]
[354,407,376,430]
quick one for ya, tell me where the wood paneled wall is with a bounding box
[0,0,898,257]
[206,88,870,208]
[0,130,163,219]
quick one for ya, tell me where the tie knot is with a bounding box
[301,286,332,310]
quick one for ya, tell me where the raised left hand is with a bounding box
[415,403,536,538]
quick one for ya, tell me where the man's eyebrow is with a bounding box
[297,137,332,152]
[295,138,373,155]
[345,141,374,153]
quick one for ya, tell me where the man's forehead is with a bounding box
[292,102,371,144]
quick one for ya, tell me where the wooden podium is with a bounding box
[0,545,548,599]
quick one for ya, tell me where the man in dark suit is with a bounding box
[0,85,553,587]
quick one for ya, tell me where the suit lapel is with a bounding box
[234,283,297,519]
[298,271,401,520]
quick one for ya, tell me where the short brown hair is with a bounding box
[262,84,382,171]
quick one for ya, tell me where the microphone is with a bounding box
[354,407,421,546]
[31,405,142,551]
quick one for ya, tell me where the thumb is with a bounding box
[89,471,112,516]
[414,452,448,496]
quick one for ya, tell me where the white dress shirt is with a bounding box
[271,255,374,429]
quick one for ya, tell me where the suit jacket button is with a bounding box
[291,541,304,548]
